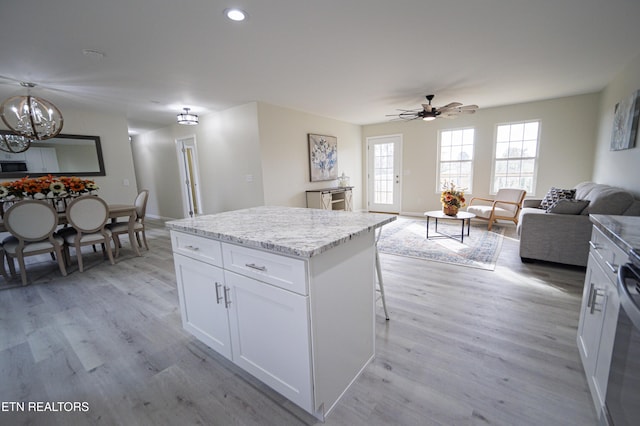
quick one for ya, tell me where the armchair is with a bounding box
[467,188,526,230]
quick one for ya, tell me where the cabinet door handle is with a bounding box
[588,241,599,250]
[590,289,606,314]
[224,286,232,308]
[245,263,267,272]
[604,260,618,274]
[215,282,223,304]
[586,283,595,308]
[184,245,199,251]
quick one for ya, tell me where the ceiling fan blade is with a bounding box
[437,102,463,111]
[458,104,479,111]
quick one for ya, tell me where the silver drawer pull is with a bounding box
[184,245,200,251]
[245,263,267,272]
[588,241,599,250]
[604,260,618,274]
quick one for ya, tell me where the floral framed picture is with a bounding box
[611,89,640,151]
[308,134,338,182]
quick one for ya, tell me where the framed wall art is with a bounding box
[610,89,640,151]
[308,133,338,182]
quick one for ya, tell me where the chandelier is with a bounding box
[0,82,64,141]
[177,107,198,125]
[0,132,31,153]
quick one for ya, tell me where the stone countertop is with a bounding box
[590,214,640,255]
[165,206,396,258]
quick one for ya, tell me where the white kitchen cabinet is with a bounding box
[0,151,26,161]
[25,147,60,173]
[577,225,623,418]
[225,269,312,410]
[170,226,376,420]
[173,253,232,360]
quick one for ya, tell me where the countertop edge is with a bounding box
[166,211,396,258]
[590,214,636,255]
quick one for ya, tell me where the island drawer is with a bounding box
[171,231,223,267]
[589,226,627,281]
[221,243,308,295]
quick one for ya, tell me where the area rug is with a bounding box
[377,217,505,270]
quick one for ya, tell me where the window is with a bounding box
[493,120,539,194]
[437,127,474,192]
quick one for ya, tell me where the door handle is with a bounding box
[590,289,606,314]
[215,282,223,304]
[224,286,232,308]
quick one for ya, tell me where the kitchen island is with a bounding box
[166,206,395,420]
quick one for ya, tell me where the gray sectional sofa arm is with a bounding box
[518,210,593,266]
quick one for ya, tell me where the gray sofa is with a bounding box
[517,182,640,266]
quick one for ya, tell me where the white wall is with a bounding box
[362,93,600,215]
[593,53,640,197]
[132,102,265,220]
[132,101,362,219]
[257,103,363,209]
[1,107,138,204]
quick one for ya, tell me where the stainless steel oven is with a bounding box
[603,249,640,425]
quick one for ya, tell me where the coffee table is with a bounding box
[424,210,476,243]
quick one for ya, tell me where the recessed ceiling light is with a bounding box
[225,8,247,21]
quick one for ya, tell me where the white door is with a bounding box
[367,135,402,213]
[224,270,313,411]
[176,136,203,218]
[173,254,232,360]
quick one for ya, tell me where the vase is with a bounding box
[443,205,459,216]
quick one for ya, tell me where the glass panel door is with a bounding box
[367,135,402,213]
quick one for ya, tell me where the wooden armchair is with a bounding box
[467,188,527,230]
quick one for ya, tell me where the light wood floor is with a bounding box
[0,219,597,426]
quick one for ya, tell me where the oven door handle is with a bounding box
[617,264,640,330]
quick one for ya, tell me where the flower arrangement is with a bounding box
[440,181,466,215]
[0,175,99,200]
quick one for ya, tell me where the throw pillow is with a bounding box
[546,199,590,214]
[539,187,576,210]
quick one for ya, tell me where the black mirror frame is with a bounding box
[0,131,106,178]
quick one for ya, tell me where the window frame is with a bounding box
[436,126,475,194]
[490,120,541,196]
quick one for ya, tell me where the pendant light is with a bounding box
[0,132,31,153]
[177,107,198,125]
[0,82,64,141]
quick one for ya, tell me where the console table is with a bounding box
[306,187,353,211]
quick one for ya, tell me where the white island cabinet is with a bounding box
[167,206,395,420]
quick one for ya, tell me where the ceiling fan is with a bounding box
[388,94,478,121]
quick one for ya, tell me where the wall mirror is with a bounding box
[0,131,106,178]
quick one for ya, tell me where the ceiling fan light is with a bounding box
[423,116,436,121]
[177,107,199,125]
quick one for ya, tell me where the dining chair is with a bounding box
[61,195,115,272]
[106,189,150,256]
[466,188,527,230]
[2,200,67,285]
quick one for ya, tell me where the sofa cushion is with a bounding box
[546,199,590,214]
[540,187,576,210]
[624,200,640,216]
[576,183,634,215]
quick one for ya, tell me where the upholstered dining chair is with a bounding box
[466,188,527,231]
[2,200,67,285]
[106,189,149,257]
[61,195,115,272]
